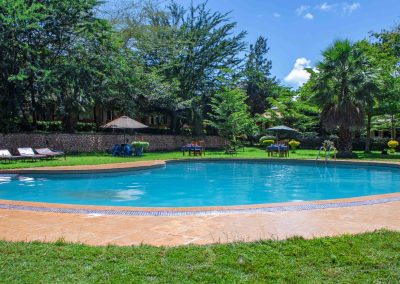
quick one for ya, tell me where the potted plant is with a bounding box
[131,141,150,156]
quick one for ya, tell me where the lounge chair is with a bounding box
[17,148,47,160]
[35,148,66,159]
[0,149,23,163]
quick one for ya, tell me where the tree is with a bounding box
[262,84,319,133]
[310,40,376,157]
[118,1,246,135]
[371,25,400,140]
[0,0,129,132]
[206,83,255,148]
[243,36,276,115]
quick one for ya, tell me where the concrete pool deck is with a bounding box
[0,159,399,246]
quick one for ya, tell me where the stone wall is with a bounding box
[0,133,226,154]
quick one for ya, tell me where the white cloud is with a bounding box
[342,2,360,14]
[284,58,312,87]
[303,13,314,20]
[296,5,309,16]
[316,2,334,11]
[273,12,281,18]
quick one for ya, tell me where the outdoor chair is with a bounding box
[181,141,205,156]
[267,141,289,157]
[122,144,133,156]
[0,149,23,163]
[17,148,47,160]
[112,144,122,156]
[35,148,66,160]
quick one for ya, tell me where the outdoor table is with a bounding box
[182,144,205,156]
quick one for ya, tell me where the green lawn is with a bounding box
[0,230,399,283]
[0,147,399,170]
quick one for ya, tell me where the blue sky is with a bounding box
[105,1,399,87]
[173,0,400,87]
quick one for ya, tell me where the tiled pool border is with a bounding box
[0,158,399,216]
[0,195,400,216]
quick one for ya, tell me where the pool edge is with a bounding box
[0,158,399,216]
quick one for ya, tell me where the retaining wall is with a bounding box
[0,133,226,153]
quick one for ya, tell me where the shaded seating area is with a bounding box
[265,125,298,158]
[266,141,289,157]
[112,144,133,157]
[182,141,206,156]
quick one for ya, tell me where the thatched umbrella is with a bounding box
[101,116,148,143]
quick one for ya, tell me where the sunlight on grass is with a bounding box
[0,147,399,170]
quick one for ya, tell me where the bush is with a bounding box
[76,122,96,132]
[37,121,63,132]
[288,140,301,153]
[259,135,275,147]
[261,139,274,147]
[387,140,399,153]
[131,141,150,150]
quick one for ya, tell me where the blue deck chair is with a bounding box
[123,144,133,156]
[112,144,122,156]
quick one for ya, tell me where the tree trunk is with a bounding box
[192,107,203,136]
[391,114,396,139]
[337,126,357,158]
[62,112,78,133]
[364,113,372,153]
[170,111,178,134]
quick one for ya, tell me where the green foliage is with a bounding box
[118,1,246,135]
[288,140,301,152]
[266,85,319,133]
[76,122,96,133]
[259,135,276,147]
[261,139,274,147]
[387,140,399,153]
[243,36,276,115]
[309,40,378,155]
[37,121,63,132]
[206,84,256,147]
[131,141,150,149]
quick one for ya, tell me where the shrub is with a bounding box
[288,140,300,153]
[259,135,275,147]
[76,122,96,132]
[131,141,150,150]
[37,121,63,132]
[261,139,274,147]
[387,140,399,153]
[323,140,335,150]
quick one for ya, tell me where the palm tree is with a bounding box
[311,40,375,158]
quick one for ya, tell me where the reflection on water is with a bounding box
[114,189,145,202]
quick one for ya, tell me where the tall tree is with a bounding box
[310,40,376,158]
[371,25,400,139]
[243,36,276,115]
[206,81,255,148]
[118,1,246,135]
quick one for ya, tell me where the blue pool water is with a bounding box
[0,161,399,207]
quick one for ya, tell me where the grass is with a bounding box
[0,147,399,170]
[0,230,399,283]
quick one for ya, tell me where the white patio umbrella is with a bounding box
[101,116,148,143]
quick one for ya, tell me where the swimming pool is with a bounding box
[0,161,399,207]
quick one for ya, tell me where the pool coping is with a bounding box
[0,158,399,216]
